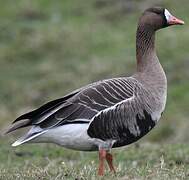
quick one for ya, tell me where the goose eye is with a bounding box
[156,11,161,15]
[154,10,161,15]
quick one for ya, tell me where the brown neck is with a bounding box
[136,24,156,72]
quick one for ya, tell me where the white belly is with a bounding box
[35,124,97,151]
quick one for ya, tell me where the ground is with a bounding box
[0,141,189,180]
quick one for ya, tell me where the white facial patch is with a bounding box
[164,9,172,21]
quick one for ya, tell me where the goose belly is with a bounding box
[37,124,97,151]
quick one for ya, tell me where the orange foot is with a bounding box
[98,149,116,176]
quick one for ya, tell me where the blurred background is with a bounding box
[0,0,188,178]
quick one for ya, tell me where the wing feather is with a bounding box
[7,77,136,133]
[87,86,157,147]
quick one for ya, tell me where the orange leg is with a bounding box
[98,149,106,176]
[106,152,116,173]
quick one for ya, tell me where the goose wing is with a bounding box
[7,77,136,133]
[87,85,156,147]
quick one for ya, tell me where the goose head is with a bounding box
[139,7,184,31]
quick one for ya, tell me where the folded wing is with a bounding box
[6,77,135,133]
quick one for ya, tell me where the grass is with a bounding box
[0,141,189,179]
[0,0,189,179]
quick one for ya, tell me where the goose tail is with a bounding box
[11,126,47,147]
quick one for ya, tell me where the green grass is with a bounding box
[0,0,189,179]
[0,141,189,180]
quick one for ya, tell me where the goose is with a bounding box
[6,7,184,176]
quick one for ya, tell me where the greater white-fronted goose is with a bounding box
[6,7,184,176]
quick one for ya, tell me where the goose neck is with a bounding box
[136,25,156,72]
